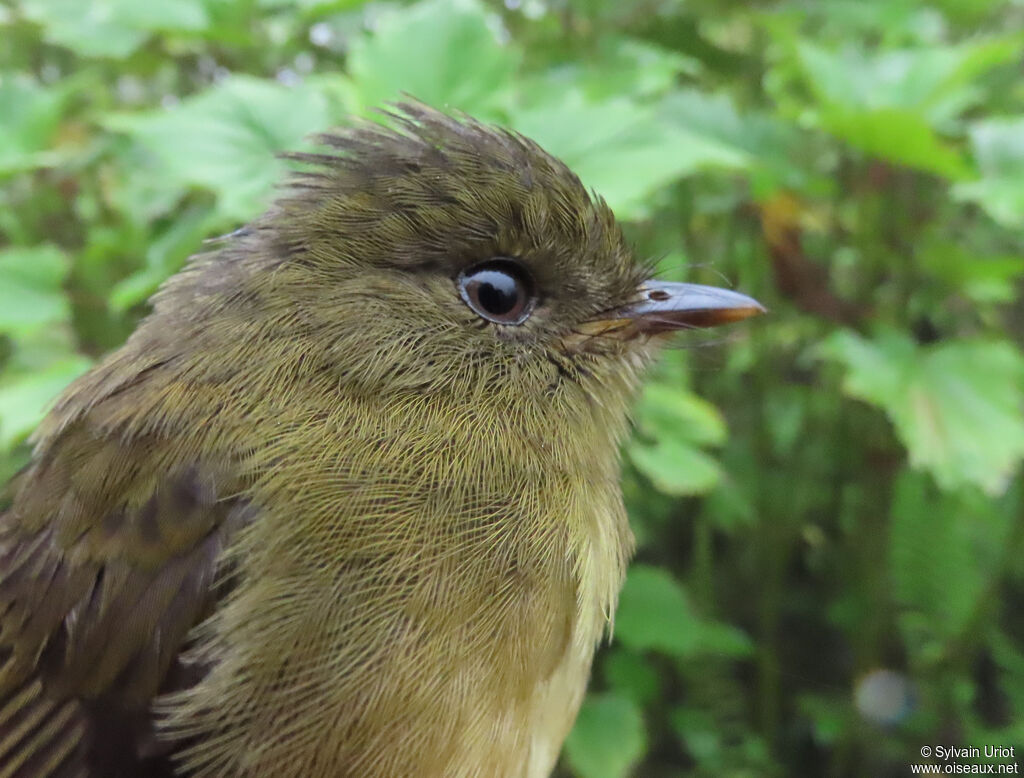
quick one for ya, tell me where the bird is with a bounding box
[0,103,763,778]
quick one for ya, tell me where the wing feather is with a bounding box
[0,420,250,777]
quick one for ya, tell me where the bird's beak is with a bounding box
[575,281,765,341]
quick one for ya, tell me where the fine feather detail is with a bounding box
[0,429,250,776]
[1,103,652,777]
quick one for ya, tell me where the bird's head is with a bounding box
[140,103,762,429]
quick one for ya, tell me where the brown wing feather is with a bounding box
[0,422,250,778]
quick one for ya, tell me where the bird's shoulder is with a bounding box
[0,400,253,777]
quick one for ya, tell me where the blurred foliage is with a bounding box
[1,0,1023,775]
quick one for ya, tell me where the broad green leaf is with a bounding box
[0,76,70,175]
[259,0,368,9]
[823,331,1024,495]
[347,0,518,115]
[109,205,217,311]
[932,0,1014,24]
[564,693,646,778]
[634,383,727,447]
[551,36,699,101]
[627,384,727,496]
[916,241,1024,304]
[107,76,331,220]
[615,565,752,658]
[101,140,197,225]
[0,245,70,334]
[782,0,946,45]
[20,0,210,58]
[0,357,91,448]
[953,116,1024,228]
[955,176,1024,231]
[512,91,747,219]
[628,439,721,496]
[796,38,1021,121]
[817,106,968,178]
[659,90,801,196]
[792,38,1021,176]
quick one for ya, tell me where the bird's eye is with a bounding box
[457,259,536,325]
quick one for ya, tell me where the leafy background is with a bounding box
[1,0,1023,775]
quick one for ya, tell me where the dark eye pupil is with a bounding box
[457,258,536,325]
[474,271,519,315]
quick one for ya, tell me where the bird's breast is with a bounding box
[163,391,632,777]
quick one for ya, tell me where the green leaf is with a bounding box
[563,693,646,778]
[513,91,748,219]
[0,356,91,449]
[551,36,699,101]
[20,0,210,58]
[796,38,1021,121]
[628,439,721,497]
[783,1,948,44]
[0,246,70,334]
[791,37,1022,176]
[817,106,969,178]
[615,565,752,658]
[107,76,331,220]
[917,241,1024,305]
[627,383,726,496]
[823,331,1024,495]
[0,76,71,175]
[659,89,801,196]
[634,383,727,446]
[259,0,367,9]
[953,116,1024,228]
[109,205,216,311]
[347,0,518,115]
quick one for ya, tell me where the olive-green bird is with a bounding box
[0,104,762,777]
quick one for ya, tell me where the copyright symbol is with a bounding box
[921,746,932,758]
